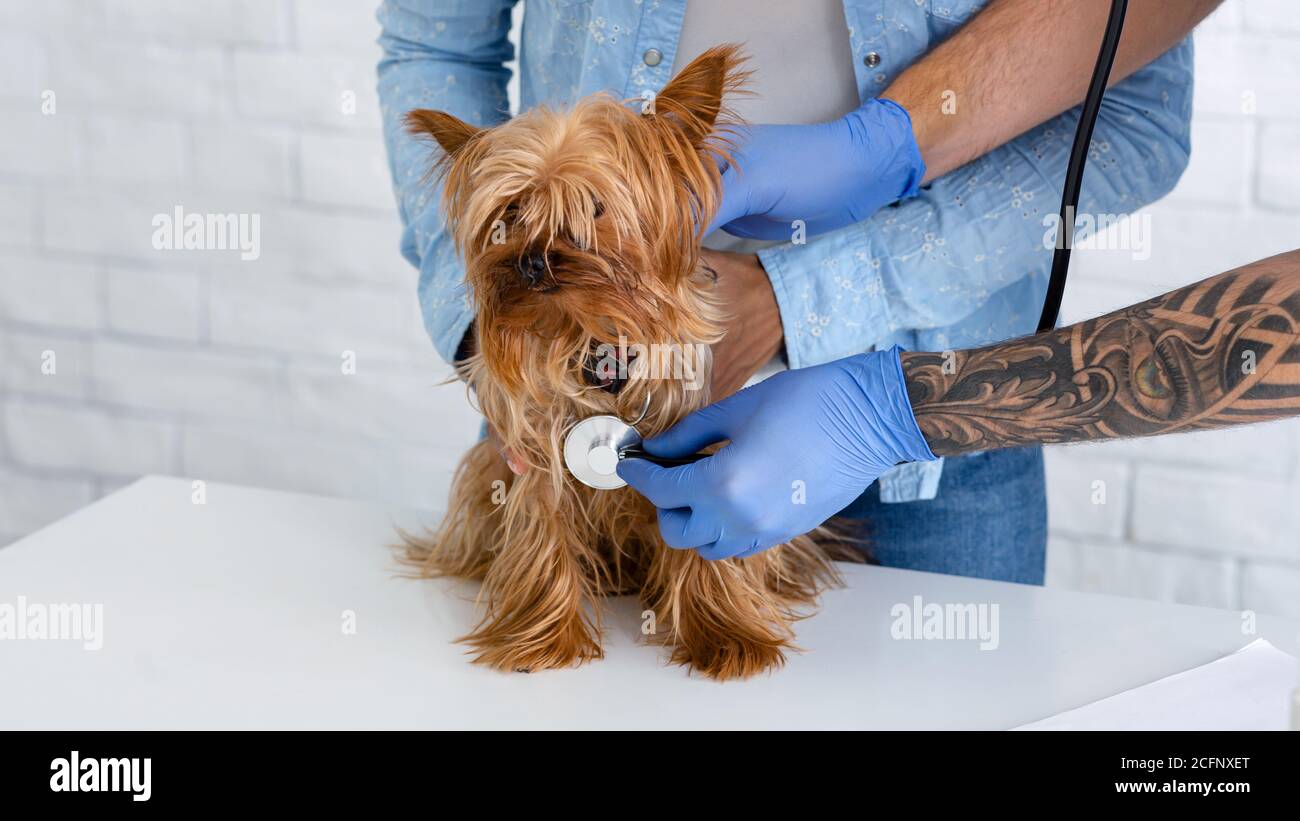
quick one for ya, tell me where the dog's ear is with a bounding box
[405,109,484,158]
[654,44,749,146]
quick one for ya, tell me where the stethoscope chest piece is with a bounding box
[563,414,642,489]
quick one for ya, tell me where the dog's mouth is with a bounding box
[582,344,638,395]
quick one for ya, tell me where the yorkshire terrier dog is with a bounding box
[402,45,855,680]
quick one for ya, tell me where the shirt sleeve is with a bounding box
[377,0,518,364]
[759,37,1194,370]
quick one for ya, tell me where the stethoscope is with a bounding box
[564,0,1128,490]
[563,396,706,489]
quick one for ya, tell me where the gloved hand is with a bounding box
[616,345,936,560]
[706,97,926,239]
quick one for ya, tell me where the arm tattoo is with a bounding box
[902,250,1300,457]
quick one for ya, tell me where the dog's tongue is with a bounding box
[582,348,638,395]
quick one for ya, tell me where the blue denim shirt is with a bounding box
[377,0,1193,501]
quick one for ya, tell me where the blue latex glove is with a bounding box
[706,97,926,239]
[616,346,937,560]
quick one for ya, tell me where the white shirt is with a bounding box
[671,0,861,124]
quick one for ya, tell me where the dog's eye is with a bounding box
[592,198,605,219]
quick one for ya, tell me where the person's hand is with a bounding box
[616,345,936,560]
[702,249,783,401]
[707,98,925,240]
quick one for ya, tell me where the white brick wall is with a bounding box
[0,0,481,548]
[1,1,1297,618]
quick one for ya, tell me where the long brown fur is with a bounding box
[400,45,859,680]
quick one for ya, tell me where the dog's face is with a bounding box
[407,46,746,406]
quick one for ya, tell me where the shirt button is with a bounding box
[864,51,881,68]
[643,48,663,67]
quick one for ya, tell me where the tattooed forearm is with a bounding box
[901,250,1300,456]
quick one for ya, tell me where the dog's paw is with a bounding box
[465,626,605,674]
[669,635,789,681]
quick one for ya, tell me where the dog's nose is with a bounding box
[516,253,549,288]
